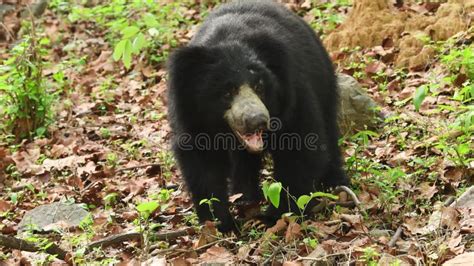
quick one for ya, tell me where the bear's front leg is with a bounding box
[173,149,236,232]
[229,150,263,205]
[267,150,328,220]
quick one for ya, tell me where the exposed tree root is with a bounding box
[0,234,69,261]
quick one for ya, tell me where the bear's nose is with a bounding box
[245,113,268,132]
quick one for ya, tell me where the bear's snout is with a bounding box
[245,113,269,133]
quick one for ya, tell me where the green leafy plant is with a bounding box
[157,150,176,180]
[136,201,159,220]
[199,197,220,221]
[441,46,474,80]
[106,152,119,167]
[296,191,338,211]
[99,127,111,138]
[134,200,161,261]
[68,1,191,67]
[262,181,282,208]
[413,85,428,112]
[303,237,318,249]
[113,26,147,69]
[308,1,350,35]
[360,246,380,266]
[103,192,119,209]
[0,34,55,140]
[24,233,57,264]
[149,188,174,212]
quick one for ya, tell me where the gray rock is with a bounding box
[18,202,89,233]
[337,73,382,135]
[450,186,474,208]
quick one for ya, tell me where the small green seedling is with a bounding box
[199,197,220,220]
[262,181,282,208]
[296,191,338,211]
[136,201,159,220]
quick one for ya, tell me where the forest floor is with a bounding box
[0,1,472,265]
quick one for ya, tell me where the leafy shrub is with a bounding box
[67,1,192,67]
[0,35,55,141]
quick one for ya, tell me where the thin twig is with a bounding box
[0,234,69,261]
[0,22,15,40]
[388,226,403,247]
[194,236,235,251]
[150,236,235,256]
[297,251,348,261]
[116,163,161,173]
[85,227,194,254]
[263,245,283,265]
[154,227,195,241]
[85,232,143,253]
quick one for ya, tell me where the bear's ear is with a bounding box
[168,46,219,75]
[167,46,220,93]
[246,35,289,81]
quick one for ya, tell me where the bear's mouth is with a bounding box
[235,130,264,153]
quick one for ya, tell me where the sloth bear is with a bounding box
[167,0,349,232]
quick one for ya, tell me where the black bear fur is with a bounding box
[167,0,349,232]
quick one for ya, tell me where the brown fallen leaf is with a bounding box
[43,155,87,172]
[388,151,411,166]
[0,199,12,213]
[417,182,438,200]
[122,211,139,222]
[447,231,464,255]
[200,246,233,264]
[194,221,218,248]
[11,149,44,176]
[266,218,288,235]
[285,221,302,243]
[91,50,114,74]
[458,207,474,234]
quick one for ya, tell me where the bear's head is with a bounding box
[168,39,290,153]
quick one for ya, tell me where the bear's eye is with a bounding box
[224,87,237,99]
[247,65,258,75]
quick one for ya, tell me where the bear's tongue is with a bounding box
[241,131,264,153]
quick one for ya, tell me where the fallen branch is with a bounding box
[154,227,195,241]
[116,163,161,173]
[0,234,69,261]
[388,226,403,247]
[297,251,348,261]
[85,227,195,254]
[86,231,143,253]
[263,245,283,265]
[150,236,235,256]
